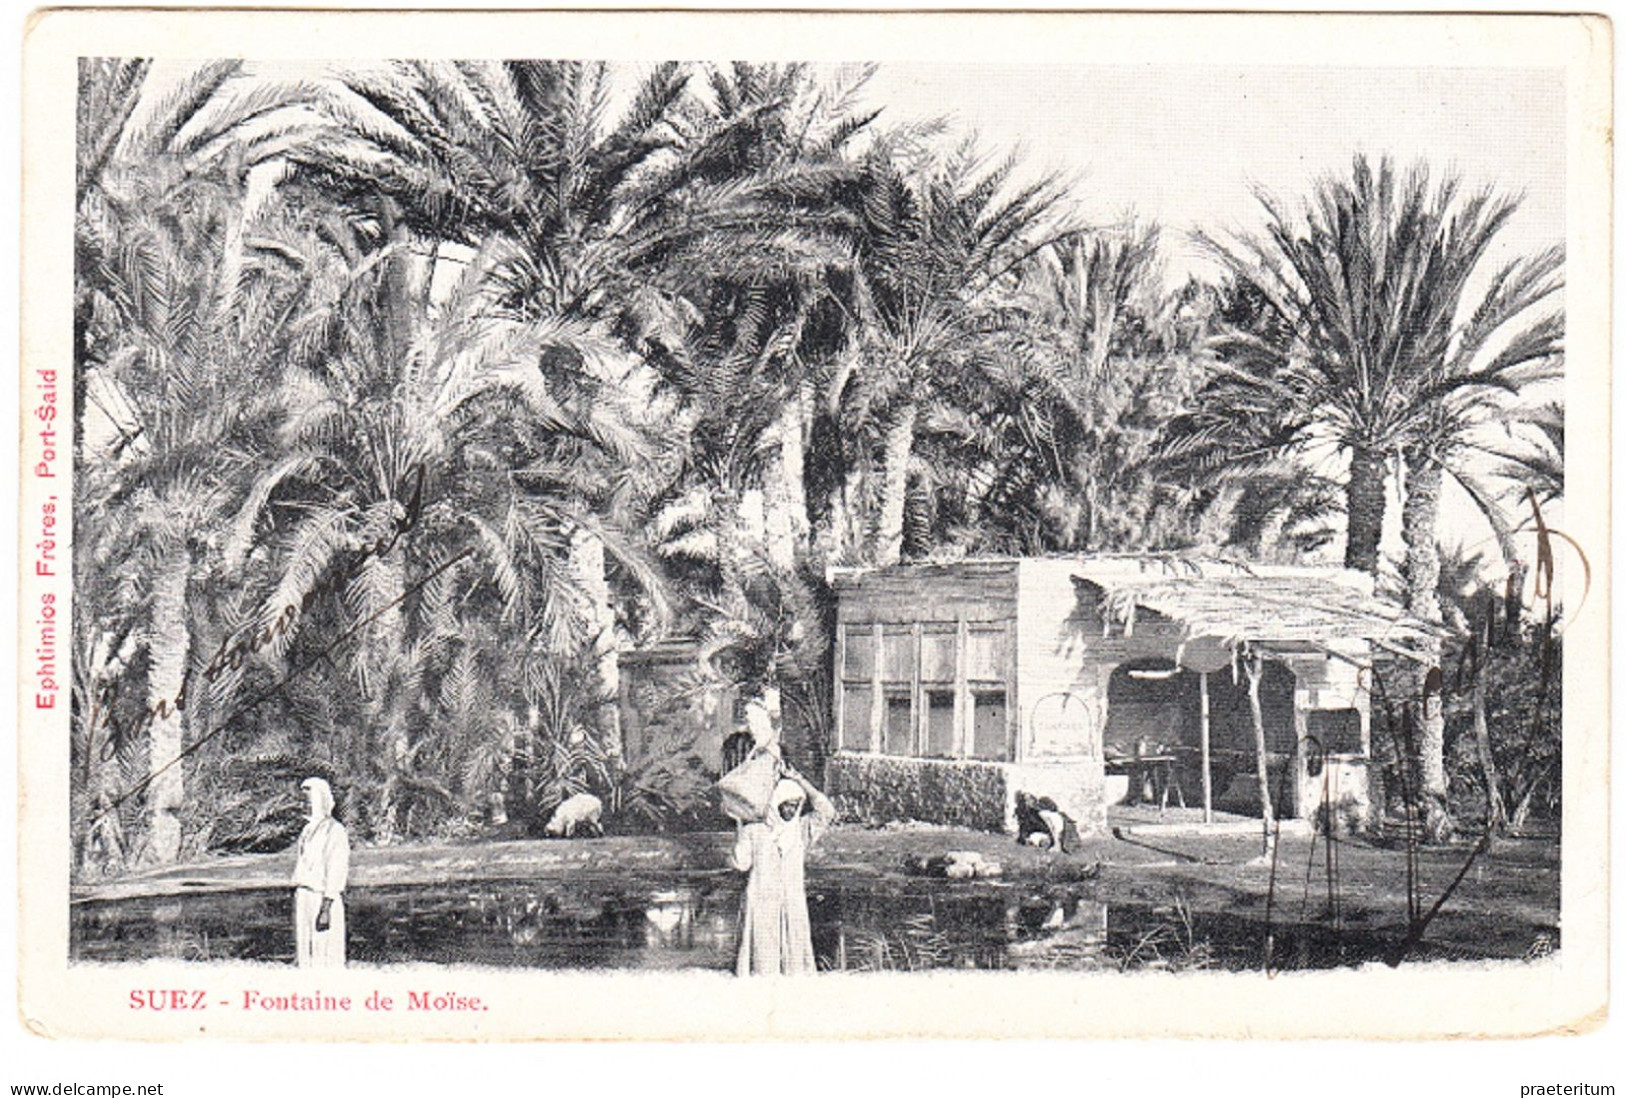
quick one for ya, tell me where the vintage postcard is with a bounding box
[16,7,1610,1041]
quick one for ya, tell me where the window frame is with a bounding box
[920,622,959,758]
[836,616,1015,762]
[966,622,1013,761]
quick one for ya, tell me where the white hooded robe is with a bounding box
[292,779,350,968]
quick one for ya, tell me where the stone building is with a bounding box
[619,639,827,779]
[618,638,739,773]
[824,556,1438,837]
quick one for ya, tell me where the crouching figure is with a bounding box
[545,792,605,838]
[731,763,836,976]
[1015,791,1077,854]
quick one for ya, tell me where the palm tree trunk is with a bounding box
[368,551,411,839]
[824,458,865,566]
[813,359,861,566]
[569,527,621,765]
[145,549,190,864]
[1509,762,1557,830]
[1472,672,1507,833]
[763,386,810,572]
[1084,285,1117,384]
[1401,446,1452,842]
[215,163,270,321]
[1344,445,1388,575]
[1401,448,1445,623]
[73,292,92,468]
[1244,653,1276,860]
[81,615,139,874]
[875,402,917,566]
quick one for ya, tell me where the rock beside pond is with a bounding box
[904,850,1004,880]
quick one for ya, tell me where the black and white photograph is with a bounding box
[13,7,1611,1048]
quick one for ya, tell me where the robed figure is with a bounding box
[291,777,350,968]
[730,766,835,976]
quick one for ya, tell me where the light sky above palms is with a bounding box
[860,63,1565,287]
[229,59,1566,287]
[853,61,1566,578]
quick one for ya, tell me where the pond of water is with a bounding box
[70,872,1512,972]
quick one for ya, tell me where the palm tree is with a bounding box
[1183,155,1563,840]
[73,59,379,863]
[73,148,314,864]
[654,63,875,574]
[295,60,851,748]
[827,139,1071,565]
[1186,157,1561,570]
[76,59,326,461]
[219,188,664,835]
[922,223,1217,555]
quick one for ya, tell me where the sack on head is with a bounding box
[716,750,780,823]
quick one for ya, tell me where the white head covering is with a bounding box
[770,778,804,812]
[301,777,335,822]
[769,778,805,850]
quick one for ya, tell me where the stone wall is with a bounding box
[1213,755,1298,817]
[827,753,1106,836]
[619,650,735,772]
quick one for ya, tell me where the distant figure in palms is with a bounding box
[82,792,127,878]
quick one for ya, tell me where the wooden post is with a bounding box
[1200,671,1213,823]
[1291,677,1311,824]
[910,622,924,756]
[954,618,970,758]
[869,622,883,754]
[1005,618,1018,762]
[1244,652,1276,860]
[833,623,846,753]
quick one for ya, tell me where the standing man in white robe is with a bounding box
[292,777,350,968]
[731,763,835,976]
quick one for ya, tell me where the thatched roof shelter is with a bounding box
[1073,560,1444,665]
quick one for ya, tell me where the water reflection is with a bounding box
[71,874,1500,971]
[72,875,1118,972]
[809,886,1109,971]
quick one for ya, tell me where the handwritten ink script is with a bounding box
[88,466,426,762]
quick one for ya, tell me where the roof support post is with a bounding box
[1244,649,1277,861]
[1200,670,1213,824]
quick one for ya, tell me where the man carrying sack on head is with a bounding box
[715,706,836,976]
